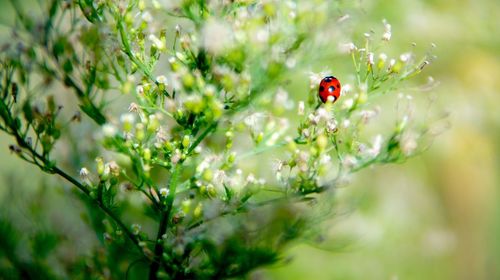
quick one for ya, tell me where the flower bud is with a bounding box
[143,148,151,161]
[316,134,328,151]
[182,135,190,149]
[96,157,105,176]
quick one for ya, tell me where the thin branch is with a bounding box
[149,163,181,280]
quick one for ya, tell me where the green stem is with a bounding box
[117,18,155,82]
[187,121,218,155]
[149,163,182,279]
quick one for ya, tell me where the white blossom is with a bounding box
[102,124,117,138]
[156,75,168,85]
[79,167,89,180]
[159,188,169,198]
[149,34,165,50]
[382,19,392,41]
[298,101,305,115]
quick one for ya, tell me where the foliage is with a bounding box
[0,0,440,279]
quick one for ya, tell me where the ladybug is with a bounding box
[318,76,341,103]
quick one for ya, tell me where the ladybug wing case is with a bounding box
[318,76,341,103]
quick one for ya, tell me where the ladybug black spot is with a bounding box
[328,86,335,92]
[319,86,324,92]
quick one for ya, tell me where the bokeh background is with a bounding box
[0,0,499,279]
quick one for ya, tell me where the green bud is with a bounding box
[193,203,203,218]
[136,123,145,141]
[207,184,216,197]
[147,115,160,132]
[181,200,191,213]
[182,135,190,148]
[316,134,328,151]
[256,132,264,144]
[182,73,195,89]
[202,169,213,181]
[96,157,104,176]
[165,141,174,151]
[227,152,236,164]
[169,57,179,72]
[143,148,151,161]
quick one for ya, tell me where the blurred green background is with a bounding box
[1,0,499,279]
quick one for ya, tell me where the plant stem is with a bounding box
[187,121,218,155]
[149,163,181,279]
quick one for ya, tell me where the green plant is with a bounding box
[0,0,442,279]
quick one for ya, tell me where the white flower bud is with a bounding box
[298,101,305,116]
[159,188,169,198]
[156,75,168,85]
[149,34,165,51]
[79,167,89,179]
[102,124,117,138]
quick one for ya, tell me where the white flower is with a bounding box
[320,154,332,165]
[159,188,169,198]
[243,112,265,132]
[255,29,269,43]
[367,52,374,66]
[326,119,338,133]
[120,113,135,124]
[382,31,391,41]
[342,155,357,169]
[141,11,153,23]
[301,128,310,138]
[155,127,168,147]
[131,224,142,235]
[342,84,352,95]
[102,124,117,138]
[298,101,305,116]
[342,98,354,110]
[107,161,120,177]
[149,34,165,51]
[156,75,168,85]
[399,53,411,63]
[342,119,351,128]
[196,159,210,173]
[308,113,320,125]
[171,149,182,164]
[79,167,89,179]
[202,20,233,54]
[401,132,418,155]
[275,87,293,110]
[337,14,350,23]
[128,102,140,112]
[359,110,378,123]
[266,132,280,146]
[246,173,256,184]
[382,19,392,41]
[316,108,330,121]
[213,170,226,186]
[379,53,388,62]
[339,42,357,54]
[367,135,383,157]
[285,57,296,68]
[388,59,396,70]
[308,71,328,89]
[136,85,144,95]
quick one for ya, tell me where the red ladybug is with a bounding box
[318,76,341,103]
